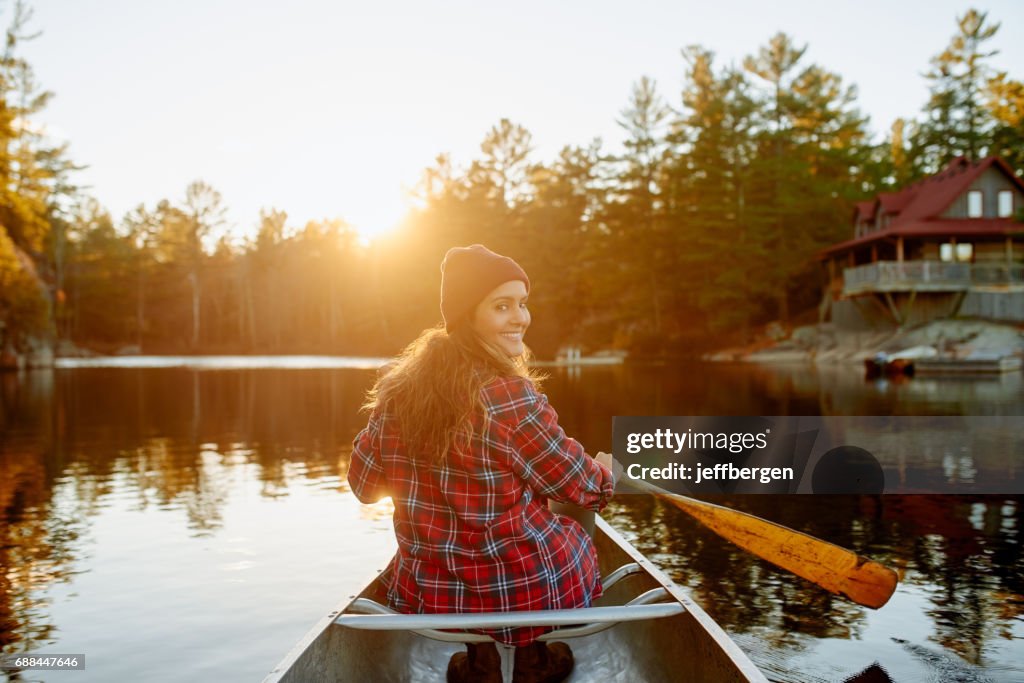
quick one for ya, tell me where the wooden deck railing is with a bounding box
[972,263,1024,285]
[843,261,1024,294]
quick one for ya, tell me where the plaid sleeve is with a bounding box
[505,383,613,511]
[348,410,390,503]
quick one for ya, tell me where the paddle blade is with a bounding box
[662,493,898,609]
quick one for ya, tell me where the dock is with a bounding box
[914,355,1022,374]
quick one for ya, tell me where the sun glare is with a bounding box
[353,221,397,247]
[350,200,409,247]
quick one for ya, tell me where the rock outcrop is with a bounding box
[708,319,1024,365]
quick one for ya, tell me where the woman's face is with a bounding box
[472,280,531,357]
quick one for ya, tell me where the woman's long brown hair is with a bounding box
[362,323,544,462]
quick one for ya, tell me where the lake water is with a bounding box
[1,359,1022,682]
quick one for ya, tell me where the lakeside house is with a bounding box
[820,156,1024,330]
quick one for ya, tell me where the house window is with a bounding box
[940,243,973,262]
[999,190,1014,218]
[967,190,983,217]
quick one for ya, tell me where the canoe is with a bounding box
[262,516,767,682]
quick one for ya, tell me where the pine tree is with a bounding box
[603,77,671,348]
[63,200,135,345]
[668,47,760,337]
[476,118,534,210]
[518,141,604,353]
[122,204,162,350]
[915,9,1001,169]
[743,33,870,323]
[181,180,227,349]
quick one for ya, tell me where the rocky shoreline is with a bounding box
[707,319,1024,365]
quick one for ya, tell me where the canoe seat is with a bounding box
[333,562,686,644]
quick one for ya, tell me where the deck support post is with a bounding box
[859,293,895,326]
[902,289,917,326]
[950,290,968,318]
[818,289,832,325]
[882,291,903,326]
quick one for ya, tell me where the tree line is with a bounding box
[1,6,1022,360]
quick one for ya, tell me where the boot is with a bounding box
[512,641,574,683]
[447,642,502,683]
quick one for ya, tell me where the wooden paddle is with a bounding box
[623,477,899,609]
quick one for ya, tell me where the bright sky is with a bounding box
[16,0,1024,243]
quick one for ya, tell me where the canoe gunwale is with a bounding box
[336,586,683,642]
[260,566,386,683]
[591,517,768,682]
[261,516,768,683]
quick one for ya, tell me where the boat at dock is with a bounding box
[863,346,937,379]
[262,516,767,682]
[865,344,1022,378]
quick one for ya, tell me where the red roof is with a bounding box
[823,156,1024,257]
[892,157,974,227]
[854,201,874,222]
[878,190,913,215]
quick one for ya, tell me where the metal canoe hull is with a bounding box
[263,516,766,682]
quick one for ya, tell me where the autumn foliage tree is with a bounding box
[0,2,74,360]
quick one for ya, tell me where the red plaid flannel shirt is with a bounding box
[348,375,614,645]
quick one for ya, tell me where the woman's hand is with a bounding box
[595,451,621,485]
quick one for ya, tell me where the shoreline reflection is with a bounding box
[0,363,1021,681]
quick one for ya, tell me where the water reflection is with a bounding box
[743,362,1024,417]
[0,445,88,653]
[1,367,378,663]
[0,362,1021,681]
[606,494,1022,672]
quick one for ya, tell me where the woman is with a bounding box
[348,244,614,683]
